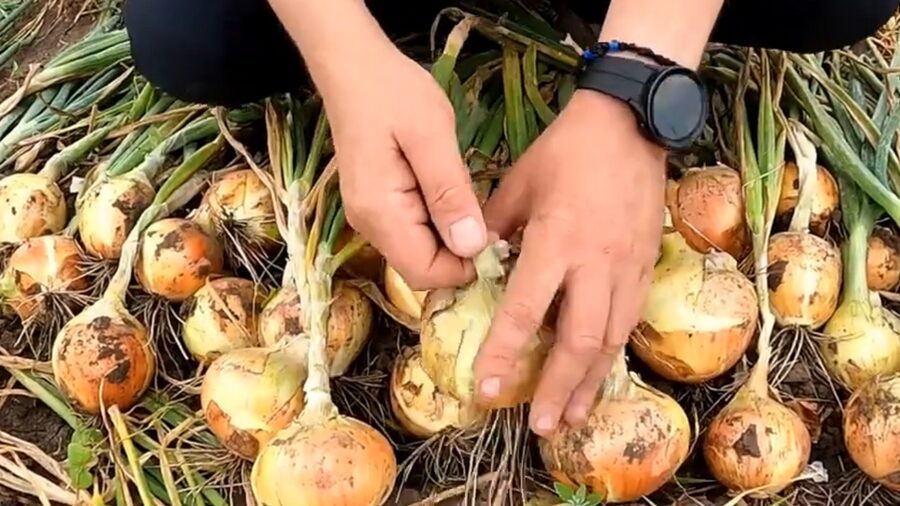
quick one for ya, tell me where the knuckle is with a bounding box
[498,300,544,339]
[560,332,606,357]
[428,180,472,215]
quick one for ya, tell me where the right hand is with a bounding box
[323,45,488,290]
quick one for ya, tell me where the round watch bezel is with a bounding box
[644,66,708,151]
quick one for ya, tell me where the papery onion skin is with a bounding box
[867,226,900,292]
[776,161,840,237]
[631,232,757,383]
[335,226,384,282]
[201,346,305,460]
[3,235,88,320]
[183,277,263,364]
[0,174,67,244]
[136,218,224,301]
[843,373,900,491]
[257,281,373,376]
[767,231,842,329]
[667,165,750,259]
[250,416,397,506]
[383,265,427,320]
[193,168,281,250]
[51,298,155,414]
[703,391,811,497]
[390,346,483,438]
[79,175,156,259]
[539,382,691,503]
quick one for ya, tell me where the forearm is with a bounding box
[597,0,725,68]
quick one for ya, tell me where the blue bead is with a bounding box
[609,40,620,51]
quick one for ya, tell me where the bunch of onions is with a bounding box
[775,160,839,237]
[390,345,484,439]
[134,217,224,301]
[630,215,757,383]
[539,350,691,503]
[420,241,553,411]
[52,138,221,414]
[183,276,264,364]
[866,226,900,291]
[201,335,308,460]
[666,164,750,260]
[842,372,900,489]
[383,264,428,320]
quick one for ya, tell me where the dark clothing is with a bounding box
[123,0,898,106]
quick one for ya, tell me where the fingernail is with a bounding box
[480,377,501,398]
[448,216,486,256]
[534,415,556,435]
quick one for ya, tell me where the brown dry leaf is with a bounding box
[346,278,421,332]
[786,399,822,444]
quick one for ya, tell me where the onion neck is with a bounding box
[843,221,873,306]
[601,350,635,400]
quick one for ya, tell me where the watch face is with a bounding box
[648,69,706,149]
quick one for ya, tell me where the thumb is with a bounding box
[399,118,487,258]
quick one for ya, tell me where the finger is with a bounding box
[528,265,612,437]
[563,267,649,425]
[398,116,487,258]
[482,167,530,239]
[473,220,566,404]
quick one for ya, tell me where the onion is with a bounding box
[631,227,757,383]
[201,337,308,460]
[1,235,88,321]
[135,217,224,301]
[867,226,900,292]
[666,165,750,259]
[843,372,900,490]
[766,231,842,328]
[183,277,263,364]
[334,225,384,281]
[389,346,484,438]
[420,241,552,409]
[383,264,427,320]
[257,281,373,376]
[776,161,839,237]
[539,352,691,503]
[78,174,156,259]
[0,174,67,245]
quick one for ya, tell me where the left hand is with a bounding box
[473,89,668,437]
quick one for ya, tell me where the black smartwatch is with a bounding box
[575,49,708,151]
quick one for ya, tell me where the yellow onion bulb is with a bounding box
[539,362,691,503]
[0,174,67,244]
[703,389,811,497]
[183,277,263,364]
[136,218,224,301]
[667,165,750,259]
[201,342,307,460]
[390,346,484,438]
[383,264,427,320]
[257,281,373,376]
[631,229,757,383]
[2,235,88,321]
[776,161,840,237]
[867,226,900,292]
[78,174,156,259]
[192,168,280,250]
[767,231,842,329]
[843,372,900,490]
[821,292,900,391]
[51,297,155,414]
[251,415,397,506]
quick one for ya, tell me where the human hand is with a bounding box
[474,89,667,437]
[323,45,487,289]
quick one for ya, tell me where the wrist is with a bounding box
[567,89,666,160]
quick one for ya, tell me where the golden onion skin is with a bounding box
[0,174,67,244]
[201,345,306,460]
[767,231,842,329]
[539,382,691,503]
[257,281,373,376]
[250,416,397,506]
[193,168,281,250]
[51,298,155,414]
[867,226,900,292]
[843,373,900,491]
[183,277,263,364]
[79,175,155,259]
[703,391,811,497]
[3,235,88,320]
[335,225,384,282]
[389,346,483,438]
[383,265,427,320]
[776,161,840,237]
[136,218,224,302]
[667,165,750,259]
[632,232,757,383]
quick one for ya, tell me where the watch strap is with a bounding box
[576,56,659,125]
